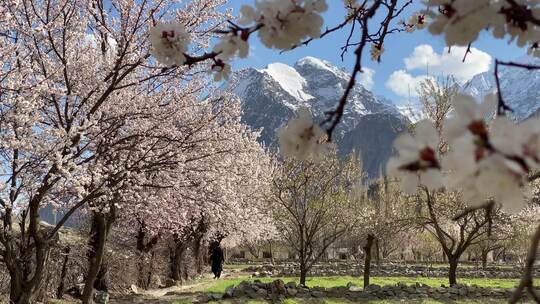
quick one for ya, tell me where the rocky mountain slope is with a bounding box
[463,55,540,120]
[229,56,408,176]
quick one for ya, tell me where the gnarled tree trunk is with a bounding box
[6,208,53,304]
[135,224,160,289]
[82,208,115,304]
[57,246,71,299]
[171,240,189,282]
[448,256,459,286]
[481,250,489,269]
[363,234,375,288]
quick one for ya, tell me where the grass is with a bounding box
[175,299,508,304]
[199,275,529,293]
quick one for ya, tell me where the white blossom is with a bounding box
[149,22,190,67]
[239,0,327,50]
[444,93,496,143]
[387,120,443,194]
[343,0,359,22]
[211,61,232,81]
[476,155,527,213]
[277,107,330,160]
[424,0,540,47]
[370,44,384,61]
[405,12,428,32]
[214,34,249,60]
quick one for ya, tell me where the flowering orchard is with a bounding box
[0,0,274,303]
[0,0,539,303]
[148,0,540,301]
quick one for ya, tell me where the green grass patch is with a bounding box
[176,299,508,304]
[200,275,530,294]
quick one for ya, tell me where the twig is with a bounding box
[494,60,513,115]
[462,43,472,63]
[283,9,361,53]
[510,222,540,303]
[452,200,494,221]
[321,0,385,141]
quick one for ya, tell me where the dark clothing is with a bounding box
[210,246,224,278]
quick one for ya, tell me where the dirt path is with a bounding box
[110,270,249,304]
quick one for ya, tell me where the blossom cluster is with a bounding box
[343,0,361,22]
[149,22,190,67]
[403,13,428,33]
[149,0,327,80]
[370,44,384,61]
[277,107,332,160]
[387,93,540,213]
[239,0,328,49]
[423,0,540,55]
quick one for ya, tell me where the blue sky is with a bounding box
[223,1,525,104]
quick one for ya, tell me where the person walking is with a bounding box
[209,241,224,279]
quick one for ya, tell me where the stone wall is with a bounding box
[243,262,531,279]
[193,279,529,303]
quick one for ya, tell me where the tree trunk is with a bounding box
[82,211,114,304]
[269,242,275,265]
[9,270,32,304]
[137,253,148,289]
[8,242,51,304]
[375,238,380,265]
[171,241,187,282]
[299,262,307,286]
[94,256,109,291]
[135,225,160,288]
[191,218,208,276]
[363,234,375,288]
[481,250,488,269]
[146,250,156,288]
[193,236,204,275]
[57,247,71,299]
[448,256,459,286]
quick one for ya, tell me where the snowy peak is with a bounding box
[259,63,314,102]
[463,54,540,120]
[294,56,347,78]
[230,56,407,177]
[232,56,401,122]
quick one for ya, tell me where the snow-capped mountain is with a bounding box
[229,56,408,176]
[463,55,540,120]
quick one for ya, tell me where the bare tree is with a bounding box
[269,153,362,285]
[416,76,457,153]
[414,189,491,285]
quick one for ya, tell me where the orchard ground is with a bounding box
[52,263,535,304]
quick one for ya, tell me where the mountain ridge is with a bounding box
[463,55,540,120]
[229,56,408,176]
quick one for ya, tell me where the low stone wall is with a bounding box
[194,279,527,303]
[244,262,529,279]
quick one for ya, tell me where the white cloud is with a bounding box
[403,44,491,83]
[385,70,434,98]
[358,67,375,90]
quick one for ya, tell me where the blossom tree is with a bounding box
[269,151,362,285]
[110,93,274,285]
[4,0,540,302]
[147,0,540,299]
[0,0,230,302]
[352,177,411,287]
